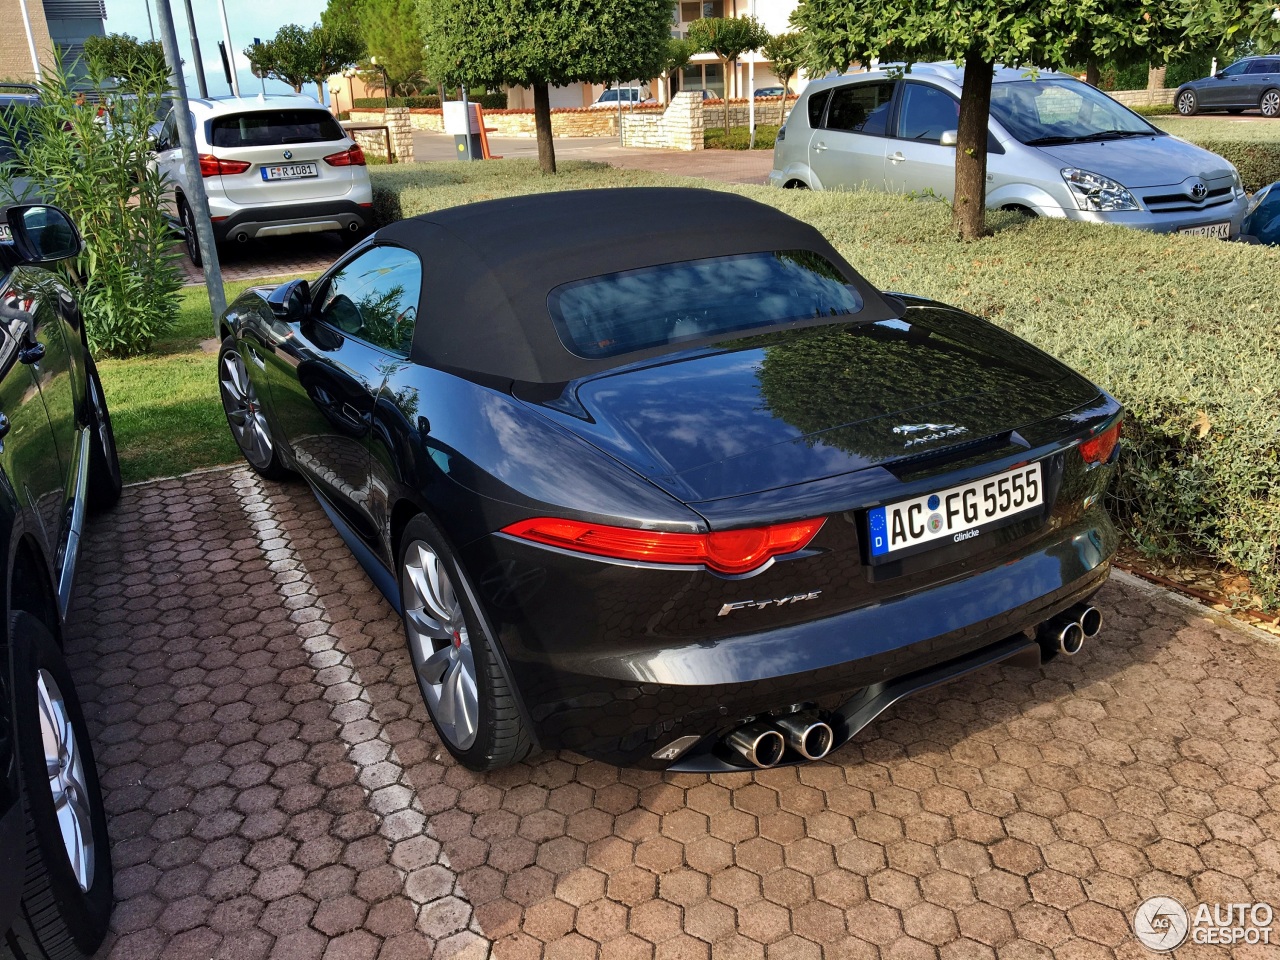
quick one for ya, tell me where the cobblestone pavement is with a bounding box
[66,467,1280,959]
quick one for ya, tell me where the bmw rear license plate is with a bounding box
[261,162,318,181]
[867,462,1044,560]
[1178,221,1229,238]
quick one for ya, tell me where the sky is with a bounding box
[106,0,336,103]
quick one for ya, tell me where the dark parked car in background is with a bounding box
[1176,55,1280,116]
[0,204,118,958]
[1243,179,1280,242]
[218,188,1122,773]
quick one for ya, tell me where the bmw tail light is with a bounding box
[324,145,366,166]
[198,154,251,177]
[501,517,826,575]
[1079,420,1122,464]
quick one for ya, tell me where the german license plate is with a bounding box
[261,162,318,181]
[1178,221,1230,238]
[867,462,1044,559]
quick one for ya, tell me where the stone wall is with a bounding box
[349,106,666,139]
[702,97,797,128]
[1107,88,1177,108]
[620,92,704,151]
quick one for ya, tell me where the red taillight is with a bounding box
[324,145,366,166]
[501,517,826,575]
[198,154,251,177]
[1079,420,1122,464]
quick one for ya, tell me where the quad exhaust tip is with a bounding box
[725,722,786,768]
[775,713,834,761]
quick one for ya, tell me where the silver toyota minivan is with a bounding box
[771,63,1249,238]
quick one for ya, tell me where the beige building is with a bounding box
[0,0,106,83]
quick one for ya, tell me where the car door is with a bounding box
[808,79,897,191]
[262,244,421,546]
[1245,58,1280,107]
[883,81,963,198]
[1200,60,1250,108]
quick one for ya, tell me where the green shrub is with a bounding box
[1131,103,1175,117]
[1152,118,1280,192]
[368,162,1280,607]
[705,124,778,150]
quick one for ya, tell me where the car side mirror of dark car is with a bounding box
[268,278,311,322]
[5,204,82,265]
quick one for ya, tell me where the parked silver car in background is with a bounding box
[771,63,1249,238]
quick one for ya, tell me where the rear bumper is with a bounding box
[492,512,1115,769]
[209,199,372,242]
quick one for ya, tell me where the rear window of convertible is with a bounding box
[210,109,345,148]
[548,250,864,359]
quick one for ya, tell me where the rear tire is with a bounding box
[5,612,113,960]
[1262,88,1280,118]
[398,514,533,771]
[84,358,121,513]
[178,198,203,268]
[1176,89,1198,116]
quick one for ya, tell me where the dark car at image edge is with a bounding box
[0,204,120,958]
[216,187,1123,772]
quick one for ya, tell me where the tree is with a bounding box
[246,24,312,92]
[422,0,674,174]
[661,37,698,103]
[361,0,429,94]
[792,0,1189,241]
[321,0,367,40]
[763,31,802,126]
[1183,0,1280,55]
[307,25,364,102]
[686,15,770,133]
[83,33,167,92]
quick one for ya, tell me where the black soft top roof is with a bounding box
[377,187,897,384]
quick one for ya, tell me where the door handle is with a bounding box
[889,152,906,164]
[19,341,45,365]
[0,412,9,439]
[813,141,828,151]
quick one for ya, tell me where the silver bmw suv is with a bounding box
[771,63,1249,238]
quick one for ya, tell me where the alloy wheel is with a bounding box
[1263,90,1280,118]
[1176,91,1196,115]
[401,540,480,750]
[37,670,94,891]
[219,348,275,468]
[181,204,199,264]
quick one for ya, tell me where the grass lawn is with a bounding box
[96,277,298,485]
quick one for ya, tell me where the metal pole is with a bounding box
[17,0,42,81]
[216,0,240,96]
[460,85,473,161]
[156,0,226,333]
[748,0,756,149]
[181,0,208,98]
[144,0,156,41]
[616,79,622,145]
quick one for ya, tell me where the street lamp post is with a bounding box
[330,84,342,118]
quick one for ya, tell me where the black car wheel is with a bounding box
[217,336,290,480]
[84,358,121,512]
[1262,89,1280,118]
[398,514,533,771]
[5,612,113,959]
[1176,89,1198,116]
[178,198,202,268]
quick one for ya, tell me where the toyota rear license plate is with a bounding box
[261,162,318,181]
[1178,221,1230,238]
[867,462,1044,560]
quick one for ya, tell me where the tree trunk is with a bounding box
[722,58,731,132]
[533,82,556,175]
[316,81,325,104]
[1085,58,1100,87]
[778,76,789,127]
[1147,63,1167,91]
[953,51,994,241]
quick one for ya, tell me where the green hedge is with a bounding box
[352,92,508,110]
[1153,118,1280,192]
[369,161,1280,607]
[704,125,779,150]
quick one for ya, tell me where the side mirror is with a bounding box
[939,129,958,147]
[267,278,311,322]
[6,205,82,264]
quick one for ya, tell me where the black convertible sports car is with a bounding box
[218,188,1122,772]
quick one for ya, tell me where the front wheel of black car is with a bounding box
[218,336,290,480]
[6,613,113,960]
[398,514,533,771]
[1176,89,1198,116]
[84,358,122,512]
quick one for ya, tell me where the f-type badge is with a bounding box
[718,591,821,617]
[892,422,969,448]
